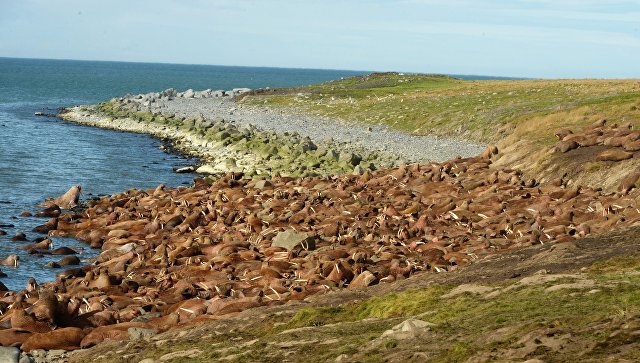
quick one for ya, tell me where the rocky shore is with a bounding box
[59,87,485,179]
[0,118,639,359]
[2,85,640,361]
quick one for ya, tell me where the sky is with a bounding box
[0,0,639,78]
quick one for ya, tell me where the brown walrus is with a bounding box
[20,327,86,351]
[41,185,81,209]
[0,328,32,347]
[0,254,19,267]
[80,322,148,348]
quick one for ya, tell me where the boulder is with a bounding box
[213,158,238,173]
[195,165,217,174]
[380,318,435,340]
[160,88,177,98]
[254,180,273,190]
[183,89,195,98]
[128,327,158,340]
[339,151,362,166]
[271,230,316,251]
[0,346,19,363]
[174,166,196,174]
[298,139,317,152]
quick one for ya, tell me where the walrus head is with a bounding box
[0,254,19,267]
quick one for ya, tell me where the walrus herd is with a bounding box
[1,124,640,352]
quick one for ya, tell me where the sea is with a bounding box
[0,57,368,291]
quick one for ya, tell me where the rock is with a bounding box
[18,355,34,363]
[229,88,251,97]
[352,165,364,175]
[380,318,435,340]
[0,229,6,236]
[596,149,633,162]
[299,139,317,152]
[159,349,202,361]
[128,327,158,340]
[0,347,20,363]
[254,180,273,190]
[213,158,238,173]
[34,112,44,116]
[195,165,218,174]
[174,166,196,173]
[160,88,177,98]
[183,89,195,98]
[272,230,316,251]
[339,151,362,166]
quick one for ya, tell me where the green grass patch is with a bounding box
[242,73,640,144]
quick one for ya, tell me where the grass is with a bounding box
[241,73,640,145]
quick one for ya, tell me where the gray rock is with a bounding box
[254,179,273,190]
[213,158,237,173]
[159,349,202,361]
[0,347,20,363]
[339,151,362,166]
[195,164,218,174]
[272,230,316,251]
[299,139,317,152]
[160,88,177,98]
[19,354,34,363]
[380,318,435,340]
[232,87,251,95]
[183,89,195,98]
[128,327,158,340]
[175,166,196,173]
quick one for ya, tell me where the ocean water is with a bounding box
[0,57,367,291]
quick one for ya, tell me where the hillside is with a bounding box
[241,73,640,191]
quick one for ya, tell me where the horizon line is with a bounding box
[0,55,536,81]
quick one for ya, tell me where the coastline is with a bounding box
[59,88,486,179]
[6,85,640,361]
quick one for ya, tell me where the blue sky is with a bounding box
[0,0,638,78]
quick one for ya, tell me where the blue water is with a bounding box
[0,57,368,291]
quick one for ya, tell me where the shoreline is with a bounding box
[59,87,486,179]
[5,87,640,360]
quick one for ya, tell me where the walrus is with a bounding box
[0,254,19,267]
[41,185,81,209]
[0,328,32,347]
[20,327,85,351]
